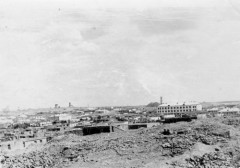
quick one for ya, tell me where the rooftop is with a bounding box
[158,102,200,107]
[219,107,240,113]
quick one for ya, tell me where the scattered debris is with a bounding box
[2,117,240,168]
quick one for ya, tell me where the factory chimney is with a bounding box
[160,97,163,105]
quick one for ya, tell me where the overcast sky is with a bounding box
[1,0,240,110]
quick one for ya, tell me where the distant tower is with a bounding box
[69,102,72,107]
[160,97,163,105]
[55,104,58,108]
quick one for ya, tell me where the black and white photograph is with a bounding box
[1,0,240,167]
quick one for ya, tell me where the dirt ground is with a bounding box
[2,116,240,168]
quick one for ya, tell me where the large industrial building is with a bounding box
[157,102,202,114]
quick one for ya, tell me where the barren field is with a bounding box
[2,117,240,168]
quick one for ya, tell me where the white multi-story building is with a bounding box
[56,114,72,121]
[157,102,202,114]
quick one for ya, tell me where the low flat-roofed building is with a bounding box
[219,107,240,115]
[95,109,110,115]
[40,121,52,127]
[0,137,47,152]
[58,113,72,121]
[207,107,219,113]
[157,102,202,115]
[149,116,161,121]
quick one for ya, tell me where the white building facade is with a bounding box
[40,121,52,127]
[157,102,202,114]
[218,107,240,115]
[57,114,72,121]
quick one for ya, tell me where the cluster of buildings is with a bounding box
[207,106,240,116]
[0,104,162,153]
[1,100,240,153]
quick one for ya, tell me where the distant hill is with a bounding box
[146,102,160,107]
[201,101,240,108]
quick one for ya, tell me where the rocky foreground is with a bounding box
[2,117,240,168]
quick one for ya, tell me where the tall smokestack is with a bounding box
[160,97,163,105]
[55,104,58,108]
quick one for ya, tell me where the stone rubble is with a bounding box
[171,151,234,168]
[1,119,240,168]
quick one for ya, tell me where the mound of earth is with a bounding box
[2,117,240,168]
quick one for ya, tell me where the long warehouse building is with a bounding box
[157,102,202,114]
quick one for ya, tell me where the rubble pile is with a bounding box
[222,117,240,127]
[1,151,57,168]
[1,120,237,168]
[171,151,233,168]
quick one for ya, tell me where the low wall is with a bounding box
[163,117,192,123]
[0,138,47,152]
[82,126,112,136]
[128,124,147,130]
